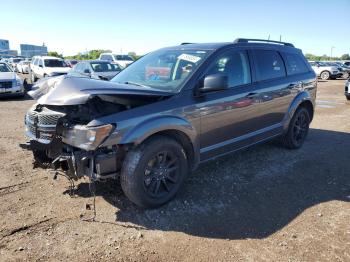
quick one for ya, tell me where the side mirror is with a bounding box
[39,65,43,68]
[84,69,91,74]
[200,74,229,93]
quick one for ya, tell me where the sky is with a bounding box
[1,0,349,57]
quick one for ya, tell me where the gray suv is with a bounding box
[24,39,317,208]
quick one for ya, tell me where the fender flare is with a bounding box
[282,91,314,132]
[119,115,200,168]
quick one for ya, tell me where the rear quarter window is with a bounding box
[253,50,286,81]
[282,53,309,75]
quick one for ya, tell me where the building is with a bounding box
[0,39,18,57]
[0,39,10,51]
[20,44,48,58]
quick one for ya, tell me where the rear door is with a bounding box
[249,49,293,129]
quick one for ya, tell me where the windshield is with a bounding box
[44,59,67,67]
[91,62,121,72]
[111,49,209,92]
[0,63,12,72]
[114,55,133,61]
[13,58,22,63]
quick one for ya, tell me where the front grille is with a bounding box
[25,107,65,143]
[0,81,12,89]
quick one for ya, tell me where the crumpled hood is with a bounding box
[28,76,174,106]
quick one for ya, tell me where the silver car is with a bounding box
[69,60,122,81]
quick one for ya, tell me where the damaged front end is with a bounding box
[23,76,172,181]
[24,103,124,181]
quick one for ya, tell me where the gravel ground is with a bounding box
[0,77,349,261]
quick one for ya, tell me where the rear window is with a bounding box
[100,55,113,61]
[44,59,66,67]
[283,53,309,75]
[91,62,121,72]
[253,50,286,81]
[114,55,133,61]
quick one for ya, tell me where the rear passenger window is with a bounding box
[254,50,286,81]
[283,53,309,75]
[206,50,251,87]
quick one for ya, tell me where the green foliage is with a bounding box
[341,54,350,60]
[305,53,350,61]
[65,49,112,60]
[47,51,63,58]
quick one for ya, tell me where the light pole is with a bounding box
[330,46,335,61]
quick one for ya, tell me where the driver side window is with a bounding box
[206,50,251,88]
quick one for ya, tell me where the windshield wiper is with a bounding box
[123,81,150,88]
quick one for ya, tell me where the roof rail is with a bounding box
[180,42,195,45]
[233,38,294,47]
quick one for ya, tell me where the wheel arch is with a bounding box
[119,116,200,170]
[283,91,314,132]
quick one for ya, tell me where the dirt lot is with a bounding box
[0,78,349,261]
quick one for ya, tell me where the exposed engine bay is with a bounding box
[24,76,172,181]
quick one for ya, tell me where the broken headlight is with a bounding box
[62,124,114,151]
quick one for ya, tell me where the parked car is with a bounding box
[8,57,24,71]
[17,61,30,74]
[30,56,71,82]
[0,62,24,97]
[345,78,350,100]
[309,61,341,80]
[331,62,350,78]
[24,38,316,208]
[343,61,350,67]
[69,60,122,80]
[65,59,78,68]
[99,53,134,67]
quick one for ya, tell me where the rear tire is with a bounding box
[283,107,310,149]
[121,136,189,208]
[342,72,349,79]
[320,71,331,80]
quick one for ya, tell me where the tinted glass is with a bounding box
[101,55,112,61]
[283,53,309,75]
[115,55,133,61]
[90,62,121,72]
[206,50,251,87]
[0,63,12,72]
[44,59,66,67]
[254,50,286,81]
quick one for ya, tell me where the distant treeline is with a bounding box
[305,53,350,61]
[49,50,141,61]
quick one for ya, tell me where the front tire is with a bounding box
[320,71,331,80]
[346,95,350,101]
[31,73,37,83]
[283,107,310,149]
[121,136,188,208]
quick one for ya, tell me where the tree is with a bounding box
[65,49,111,60]
[341,54,350,60]
[47,51,63,58]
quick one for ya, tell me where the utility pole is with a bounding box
[268,34,270,40]
[279,35,282,42]
[330,46,335,61]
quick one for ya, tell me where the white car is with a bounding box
[17,61,30,74]
[309,61,341,80]
[30,56,71,82]
[0,62,24,97]
[99,53,134,67]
